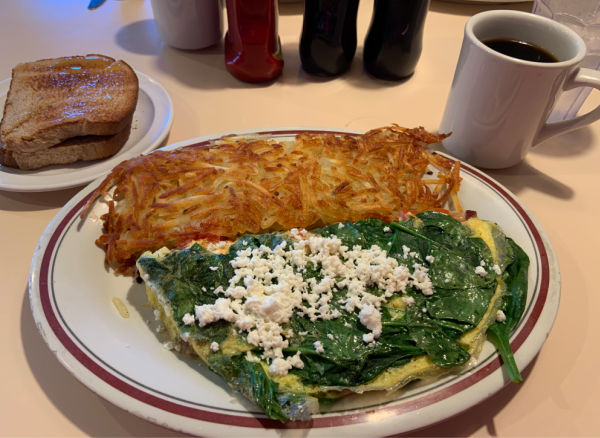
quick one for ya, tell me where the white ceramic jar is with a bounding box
[150,0,222,50]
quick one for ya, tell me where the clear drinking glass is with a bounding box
[532,0,600,122]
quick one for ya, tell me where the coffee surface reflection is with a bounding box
[483,38,559,63]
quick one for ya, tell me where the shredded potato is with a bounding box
[82,125,461,276]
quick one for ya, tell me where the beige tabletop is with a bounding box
[2,0,600,436]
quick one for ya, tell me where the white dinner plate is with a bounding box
[0,71,173,192]
[28,128,560,437]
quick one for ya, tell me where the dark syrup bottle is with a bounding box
[299,0,360,76]
[224,0,284,83]
[363,0,430,80]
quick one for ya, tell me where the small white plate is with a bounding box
[0,71,173,192]
[29,128,560,436]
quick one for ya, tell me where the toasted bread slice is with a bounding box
[0,120,132,170]
[0,54,138,154]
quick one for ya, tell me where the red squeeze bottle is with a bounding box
[224,0,284,83]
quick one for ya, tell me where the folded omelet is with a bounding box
[136,212,528,421]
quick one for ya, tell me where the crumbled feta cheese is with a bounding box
[210,341,219,352]
[338,222,345,229]
[235,315,255,331]
[182,313,195,325]
[496,309,507,323]
[358,305,382,338]
[287,352,304,369]
[207,241,228,252]
[212,298,237,322]
[474,266,487,277]
[259,294,294,323]
[314,340,325,354]
[425,255,435,263]
[269,358,292,376]
[401,296,415,306]
[492,264,502,275]
[185,229,436,375]
[289,228,307,240]
[209,266,219,271]
[383,226,391,232]
[412,263,434,295]
[401,244,419,259]
[194,304,217,327]
[327,333,335,340]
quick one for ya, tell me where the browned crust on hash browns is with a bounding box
[82,125,460,276]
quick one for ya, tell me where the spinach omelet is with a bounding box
[136,211,529,421]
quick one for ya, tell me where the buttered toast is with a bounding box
[0,54,138,169]
[0,121,132,170]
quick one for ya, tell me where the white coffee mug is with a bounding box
[439,10,600,169]
[151,0,222,50]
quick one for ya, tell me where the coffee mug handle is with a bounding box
[534,67,600,145]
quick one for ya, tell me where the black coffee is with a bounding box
[483,38,559,63]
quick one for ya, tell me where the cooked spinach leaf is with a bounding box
[287,304,418,386]
[486,238,529,383]
[209,354,289,421]
[426,285,496,326]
